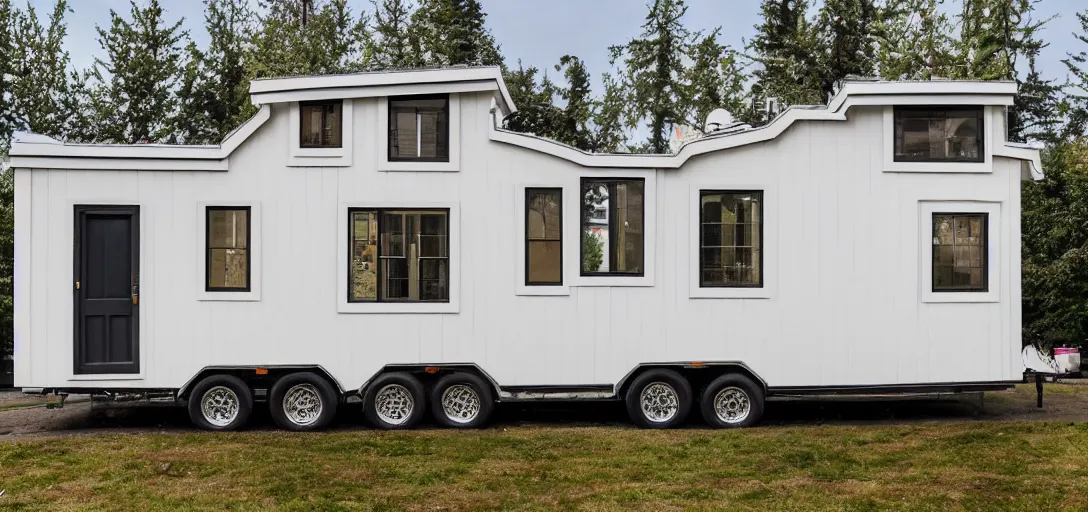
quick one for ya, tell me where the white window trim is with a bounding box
[337,201,460,313]
[288,100,353,167]
[514,183,570,296]
[196,201,262,302]
[688,183,777,299]
[882,105,994,174]
[377,93,461,172]
[569,169,657,287]
[919,200,1000,303]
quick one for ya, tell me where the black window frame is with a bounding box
[698,190,764,288]
[932,212,989,293]
[347,207,451,303]
[579,177,646,277]
[205,205,252,292]
[388,94,451,163]
[893,105,985,163]
[299,100,344,149]
[525,187,563,286]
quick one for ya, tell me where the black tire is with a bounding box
[187,374,253,431]
[269,372,340,431]
[624,369,693,429]
[363,372,426,429]
[700,373,765,428]
[430,373,494,429]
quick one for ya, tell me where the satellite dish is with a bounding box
[704,109,735,133]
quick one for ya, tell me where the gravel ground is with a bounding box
[0,381,1085,439]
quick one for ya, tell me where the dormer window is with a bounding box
[894,106,983,162]
[300,100,343,148]
[389,94,449,162]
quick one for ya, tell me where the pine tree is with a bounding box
[683,29,754,132]
[92,0,187,144]
[502,62,560,138]
[249,0,368,78]
[371,0,421,69]
[1062,10,1088,138]
[9,0,71,139]
[747,0,824,112]
[610,0,694,154]
[552,55,594,151]
[412,0,503,67]
[176,0,254,144]
[814,0,878,96]
[0,0,14,154]
[874,0,955,80]
[60,69,102,143]
[590,72,629,153]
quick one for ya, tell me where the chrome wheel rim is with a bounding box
[714,386,751,425]
[283,383,323,426]
[441,384,481,424]
[640,382,679,423]
[375,384,414,425]
[201,386,239,427]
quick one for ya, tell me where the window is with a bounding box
[932,213,988,292]
[525,188,563,285]
[300,100,343,148]
[389,95,449,162]
[581,178,644,276]
[894,106,984,162]
[206,206,250,292]
[349,209,449,302]
[699,191,762,287]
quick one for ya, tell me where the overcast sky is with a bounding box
[25,0,1088,95]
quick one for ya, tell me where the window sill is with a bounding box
[922,291,998,303]
[571,275,654,287]
[883,161,991,174]
[690,287,771,299]
[338,301,459,314]
[515,284,570,296]
[378,160,459,172]
[197,290,261,302]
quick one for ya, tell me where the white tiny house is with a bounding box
[9,67,1044,430]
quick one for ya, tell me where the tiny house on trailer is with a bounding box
[9,67,1044,430]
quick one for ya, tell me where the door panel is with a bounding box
[74,205,139,375]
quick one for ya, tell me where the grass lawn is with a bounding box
[1,418,1087,511]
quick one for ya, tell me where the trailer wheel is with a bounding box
[700,373,764,428]
[269,372,339,431]
[625,369,692,429]
[188,375,253,431]
[430,373,494,428]
[363,372,426,429]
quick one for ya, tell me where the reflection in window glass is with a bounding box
[894,107,983,162]
[526,188,562,285]
[300,100,342,148]
[932,213,987,292]
[389,95,449,161]
[206,207,249,291]
[580,178,644,275]
[699,191,762,287]
[349,209,449,302]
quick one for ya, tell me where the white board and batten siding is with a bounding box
[10,69,1041,394]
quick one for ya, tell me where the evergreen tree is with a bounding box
[9,0,71,139]
[589,72,630,153]
[1062,10,1088,138]
[248,0,368,78]
[746,0,824,113]
[0,0,14,154]
[370,0,421,69]
[874,0,955,80]
[552,55,594,151]
[502,62,560,138]
[176,0,254,144]
[610,0,694,153]
[60,69,102,143]
[412,0,503,67]
[814,0,878,96]
[92,0,187,144]
[683,29,754,131]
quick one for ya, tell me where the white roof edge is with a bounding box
[9,105,271,171]
[490,80,1041,176]
[250,66,516,116]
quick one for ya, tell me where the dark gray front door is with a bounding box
[74,205,139,374]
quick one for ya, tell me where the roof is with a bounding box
[7,75,1042,180]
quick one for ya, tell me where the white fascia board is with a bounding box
[828,80,1017,111]
[994,143,1045,181]
[251,80,499,106]
[8,104,270,171]
[250,66,516,116]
